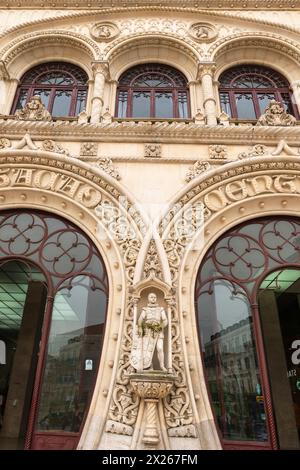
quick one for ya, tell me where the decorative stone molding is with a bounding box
[78,111,89,124]
[15,96,51,122]
[210,32,300,65]
[143,239,163,280]
[0,60,9,80]
[185,161,211,183]
[189,23,218,43]
[194,110,205,126]
[91,61,110,79]
[168,425,197,438]
[272,139,300,156]
[209,144,228,160]
[144,144,162,158]
[80,142,98,158]
[238,144,268,159]
[218,111,230,126]
[256,100,296,127]
[1,30,100,66]
[197,63,216,80]
[96,158,121,180]
[90,22,119,42]
[105,420,133,436]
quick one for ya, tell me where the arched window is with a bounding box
[116,63,190,119]
[195,217,300,450]
[0,210,108,450]
[12,62,88,117]
[219,65,297,120]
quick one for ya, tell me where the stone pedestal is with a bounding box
[130,372,175,449]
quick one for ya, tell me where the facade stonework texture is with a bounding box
[0,0,300,451]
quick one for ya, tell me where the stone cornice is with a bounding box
[1,119,300,144]
[0,1,300,10]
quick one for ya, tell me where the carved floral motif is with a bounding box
[80,142,98,157]
[209,144,228,160]
[0,138,10,149]
[143,239,162,279]
[97,158,121,180]
[144,144,162,158]
[185,161,211,182]
[238,144,268,159]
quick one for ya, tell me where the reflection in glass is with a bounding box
[52,91,72,116]
[36,275,107,433]
[235,93,256,120]
[132,91,151,118]
[155,92,173,118]
[258,93,276,115]
[33,90,51,109]
[197,279,268,442]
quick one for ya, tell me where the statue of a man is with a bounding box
[130,293,168,372]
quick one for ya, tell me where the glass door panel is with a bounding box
[258,269,300,449]
[36,275,106,435]
[0,261,47,450]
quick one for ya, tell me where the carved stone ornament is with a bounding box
[130,372,175,448]
[185,160,211,182]
[41,139,73,158]
[97,158,121,180]
[209,144,228,160]
[143,239,162,280]
[0,138,11,149]
[15,95,51,121]
[238,144,268,159]
[189,22,218,43]
[256,100,296,127]
[80,142,98,157]
[90,22,119,42]
[144,143,162,158]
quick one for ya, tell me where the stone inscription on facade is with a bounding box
[203,174,300,213]
[0,167,101,208]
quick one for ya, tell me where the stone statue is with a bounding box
[130,293,168,372]
[256,100,296,126]
[15,95,51,121]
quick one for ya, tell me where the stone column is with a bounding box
[198,62,217,126]
[90,61,110,124]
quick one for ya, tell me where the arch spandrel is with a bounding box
[158,155,300,450]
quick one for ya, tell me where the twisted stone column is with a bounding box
[91,62,109,124]
[198,62,217,126]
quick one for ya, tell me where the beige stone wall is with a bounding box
[0,1,300,450]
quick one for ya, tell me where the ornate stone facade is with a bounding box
[0,0,299,452]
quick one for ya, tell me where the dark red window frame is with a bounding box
[195,216,300,450]
[116,63,190,119]
[219,64,298,120]
[11,62,88,117]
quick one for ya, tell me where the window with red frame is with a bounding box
[116,63,190,119]
[12,62,88,117]
[219,65,297,120]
